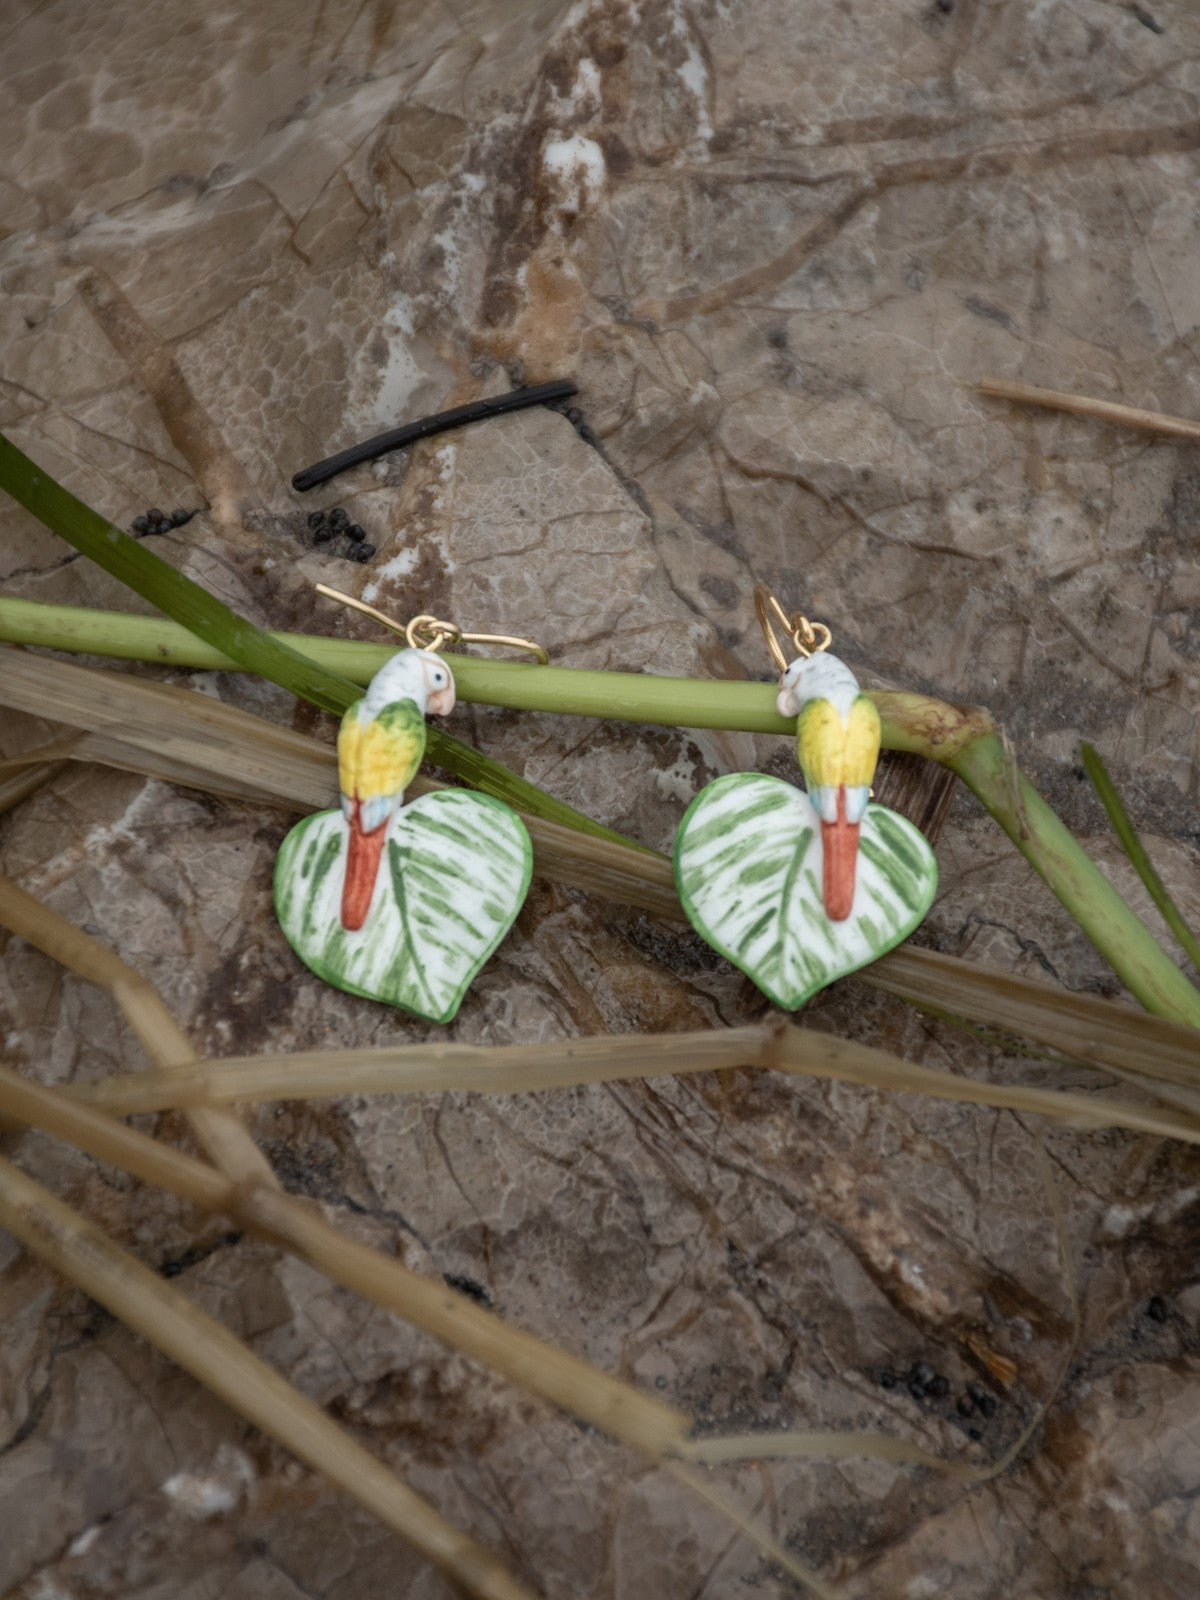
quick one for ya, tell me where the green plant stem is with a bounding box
[1080,741,1200,973]
[0,598,979,742]
[3,598,1198,1028]
[952,734,1200,1028]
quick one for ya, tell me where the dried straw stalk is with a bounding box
[0,1155,539,1600]
[0,1058,846,1595]
[0,874,275,1190]
[978,375,1200,443]
[66,1023,1200,1144]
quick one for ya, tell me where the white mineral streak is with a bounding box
[553,57,604,118]
[669,0,712,144]
[363,543,419,600]
[351,325,422,432]
[160,1446,254,1520]
[160,1472,239,1518]
[541,133,607,219]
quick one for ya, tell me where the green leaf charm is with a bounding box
[275,790,532,1023]
[674,773,937,1009]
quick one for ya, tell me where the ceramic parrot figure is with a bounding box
[275,644,531,1021]
[336,647,455,929]
[776,652,881,921]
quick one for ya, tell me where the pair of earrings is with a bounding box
[274,586,937,1022]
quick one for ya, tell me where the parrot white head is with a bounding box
[776,651,861,721]
[362,648,456,718]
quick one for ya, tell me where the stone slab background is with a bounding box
[2,0,1199,1596]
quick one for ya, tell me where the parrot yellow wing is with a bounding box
[796,697,841,788]
[337,698,428,932]
[795,695,880,790]
[841,695,881,789]
[338,699,427,806]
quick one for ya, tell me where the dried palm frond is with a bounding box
[67,1022,1200,1143]
[0,1155,537,1600]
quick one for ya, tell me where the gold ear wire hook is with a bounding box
[316,585,548,665]
[455,627,549,665]
[753,582,832,672]
[316,584,410,639]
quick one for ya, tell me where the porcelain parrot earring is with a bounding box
[673,586,937,1009]
[274,590,535,1023]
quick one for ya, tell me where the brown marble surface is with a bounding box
[2,1,1200,1595]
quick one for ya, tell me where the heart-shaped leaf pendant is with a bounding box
[674,773,936,1009]
[275,789,532,1023]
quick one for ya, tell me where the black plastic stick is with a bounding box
[292,379,579,492]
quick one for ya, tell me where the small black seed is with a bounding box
[329,507,349,529]
[313,524,333,542]
[358,542,375,559]
[928,1375,949,1399]
[132,516,149,533]
[907,1379,926,1401]
[957,1394,975,1417]
[911,1361,935,1387]
[307,511,326,530]
[566,406,583,424]
[349,544,371,563]
[148,508,164,523]
[1147,1295,1168,1323]
[967,1381,988,1405]
[978,1394,997,1419]
[346,523,365,542]
[171,508,191,526]
[968,1426,982,1441]
[879,1371,896,1390]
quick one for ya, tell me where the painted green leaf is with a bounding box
[674,773,937,1009]
[275,789,532,1023]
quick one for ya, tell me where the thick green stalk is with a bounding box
[951,733,1200,1027]
[2,598,1197,1027]
[0,598,976,740]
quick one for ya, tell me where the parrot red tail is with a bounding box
[820,788,859,921]
[341,806,389,930]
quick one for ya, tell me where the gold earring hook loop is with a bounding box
[752,582,832,672]
[316,585,548,665]
[404,612,459,652]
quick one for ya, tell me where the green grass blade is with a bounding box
[1080,741,1200,973]
[0,433,644,851]
[426,728,646,850]
[0,433,359,714]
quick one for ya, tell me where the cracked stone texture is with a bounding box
[2,0,1200,1595]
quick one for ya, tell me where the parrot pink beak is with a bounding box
[776,683,802,718]
[427,684,456,717]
